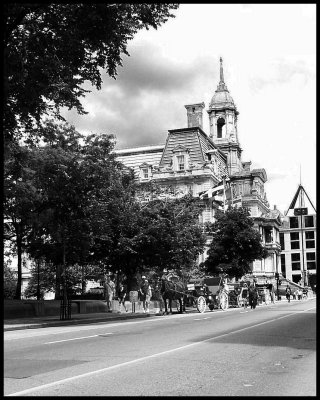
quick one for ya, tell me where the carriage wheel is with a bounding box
[196,296,206,313]
[219,292,229,310]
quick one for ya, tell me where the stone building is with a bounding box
[116,58,282,277]
[279,184,317,290]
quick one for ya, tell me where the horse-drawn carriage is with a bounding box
[160,275,231,314]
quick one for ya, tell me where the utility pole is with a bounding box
[299,187,307,287]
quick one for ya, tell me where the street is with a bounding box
[4,298,316,396]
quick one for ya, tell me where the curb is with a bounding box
[4,313,162,332]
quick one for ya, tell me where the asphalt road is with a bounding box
[4,298,316,396]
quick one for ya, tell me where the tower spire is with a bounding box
[217,57,228,91]
[220,57,224,84]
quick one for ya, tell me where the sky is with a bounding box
[62,4,316,215]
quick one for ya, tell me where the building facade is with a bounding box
[116,58,282,277]
[279,185,317,290]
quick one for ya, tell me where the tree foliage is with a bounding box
[4,120,135,298]
[202,207,267,279]
[3,3,179,141]
[4,119,207,296]
[3,261,17,299]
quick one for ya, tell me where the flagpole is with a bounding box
[222,177,226,213]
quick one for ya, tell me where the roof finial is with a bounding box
[220,57,224,84]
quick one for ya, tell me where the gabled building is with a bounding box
[279,184,316,289]
[115,58,282,277]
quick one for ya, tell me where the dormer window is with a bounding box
[171,145,190,172]
[139,163,152,181]
[177,155,185,171]
[142,167,149,179]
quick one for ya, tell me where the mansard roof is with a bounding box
[115,144,164,178]
[159,126,225,168]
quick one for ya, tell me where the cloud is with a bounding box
[62,42,217,149]
[249,58,315,92]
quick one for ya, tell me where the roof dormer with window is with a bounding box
[171,145,190,172]
[139,162,152,181]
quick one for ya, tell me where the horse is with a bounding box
[160,277,188,314]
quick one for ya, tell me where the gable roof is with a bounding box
[285,184,316,215]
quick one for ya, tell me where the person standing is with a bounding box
[285,285,292,302]
[104,275,115,312]
[145,280,152,313]
[249,284,258,309]
[140,276,151,313]
[268,281,275,304]
[118,283,128,312]
[242,283,248,309]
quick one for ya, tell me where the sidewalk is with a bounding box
[4,309,159,332]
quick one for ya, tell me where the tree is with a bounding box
[3,120,132,298]
[23,120,137,298]
[202,207,267,279]
[3,261,17,299]
[109,181,207,286]
[139,194,207,277]
[3,141,45,299]
[23,259,55,300]
[3,3,179,141]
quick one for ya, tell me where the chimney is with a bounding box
[185,102,205,129]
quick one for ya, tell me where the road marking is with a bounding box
[44,333,113,344]
[7,306,316,396]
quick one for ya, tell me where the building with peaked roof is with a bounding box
[279,184,317,290]
[115,58,282,277]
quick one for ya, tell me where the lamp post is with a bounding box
[37,259,40,301]
[275,272,280,301]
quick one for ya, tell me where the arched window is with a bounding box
[217,117,225,138]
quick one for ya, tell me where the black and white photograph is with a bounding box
[4,3,316,397]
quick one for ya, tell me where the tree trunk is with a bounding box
[14,226,22,299]
[54,264,61,300]
[81,265,86,295]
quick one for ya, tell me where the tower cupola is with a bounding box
[209,57,236,111]
[207,57,242,174]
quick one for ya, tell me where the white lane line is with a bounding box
[44,333,113,344]
[7,306,315,397]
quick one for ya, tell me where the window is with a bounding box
[265,227,273,243]
[217,117,225,138]
[172,145,190,172]
[291,253,301,271]
[306,252,316,270]
[289,217,299,229]
[290,232,300,249]
[281,254,286,276]
[141,168,149,179]
[305,231,315,248]
[280,232,285,250]
[304,216,314,227]
[177,155,185,171]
